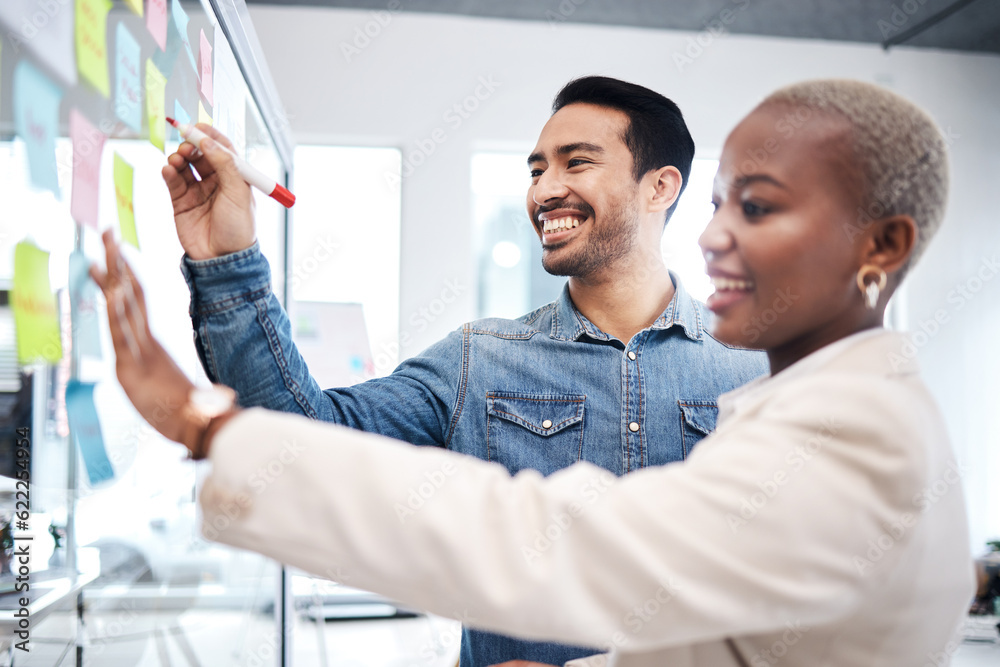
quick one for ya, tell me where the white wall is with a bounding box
[248,5,1000,550]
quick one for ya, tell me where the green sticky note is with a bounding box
[75,0,112,98]
[114,153,138,249]
[12,242,63,364]
[145,59,166,152]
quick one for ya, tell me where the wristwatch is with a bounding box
[185,385,239,460]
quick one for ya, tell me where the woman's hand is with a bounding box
[161,123,257,261]
[89,230,200,451]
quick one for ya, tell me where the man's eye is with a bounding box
[742,201,769,217]
[567,158,590,168]
[530,169,543,178]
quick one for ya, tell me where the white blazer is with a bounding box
[200,330,974,666]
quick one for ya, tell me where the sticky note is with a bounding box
[75,0,112,98]
[69,251,102,359]
[199,29,213,106]
[152,10,181,77]
[172,0,197,72]
[145,60,167,152]
[114,23,142,133]
[69,110,106,230]
[171,101,190,141]
[13,61,63,195]
[12,242,63,364]
[146,0,167,51]
[0,1,77,86]
[124,0,143,16]
[66,381,115,485]
[114,154,138,249]
[198,100,212,126]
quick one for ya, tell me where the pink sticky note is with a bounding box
[69,109,106,230]
[199,29,213,106]
[146,0,168,50]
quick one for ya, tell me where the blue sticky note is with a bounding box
[65,380,115,485]
[114,23,142,133]
[171,100,190,141]
[68,251,103,359]
[172,0,198,73]
[13,61,63,195]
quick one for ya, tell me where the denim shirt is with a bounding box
[181,242,768,667]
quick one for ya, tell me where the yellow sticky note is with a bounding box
[145,59,166,152]
[114,153,138,249]
[198,100,212,126]
[124,0,143,16]
[12,242,63,364]
[75,0,112,98]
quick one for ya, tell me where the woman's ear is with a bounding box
[864,214,918,275]
[648,165,682,214]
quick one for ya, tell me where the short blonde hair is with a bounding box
[760,79,949,273]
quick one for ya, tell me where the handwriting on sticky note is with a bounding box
[13,61,63,195]
[69,109,106,230]
[146,59,167,152]
[114,153,139,249]
[12,242,63,364]
[115,23,142,133]
[200,29,213,106]
[75,0,112,97]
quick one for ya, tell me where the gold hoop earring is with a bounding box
[856,264,887,310]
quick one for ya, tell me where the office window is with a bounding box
[291,146,402,377]
[473,154,720,318]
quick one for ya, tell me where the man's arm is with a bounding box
[162,124,459,446]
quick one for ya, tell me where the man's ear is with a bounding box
[648,165,683,214]
[863,214,918,275]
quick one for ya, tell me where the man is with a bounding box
[162,76,767,666]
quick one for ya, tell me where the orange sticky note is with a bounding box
[145,59,166,152]
[75,0,112,97]
[69,109,106,230]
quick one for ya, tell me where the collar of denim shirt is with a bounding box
[549,271,704,343]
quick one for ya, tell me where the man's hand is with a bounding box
[89,230,200,450]
[161,123,257,260]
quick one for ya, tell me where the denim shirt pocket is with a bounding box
[678,399,719,458]
[486,392,586,476]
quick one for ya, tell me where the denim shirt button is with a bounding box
[541,419,553,429]
[627,351,637,360]
[628,421,640,432]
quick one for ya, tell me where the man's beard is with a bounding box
[541,198,640,278]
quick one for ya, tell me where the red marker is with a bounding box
[166,117,295,208]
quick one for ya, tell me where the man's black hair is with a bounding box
[552,76,696,222]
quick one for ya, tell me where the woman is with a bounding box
[93,79,973,666]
